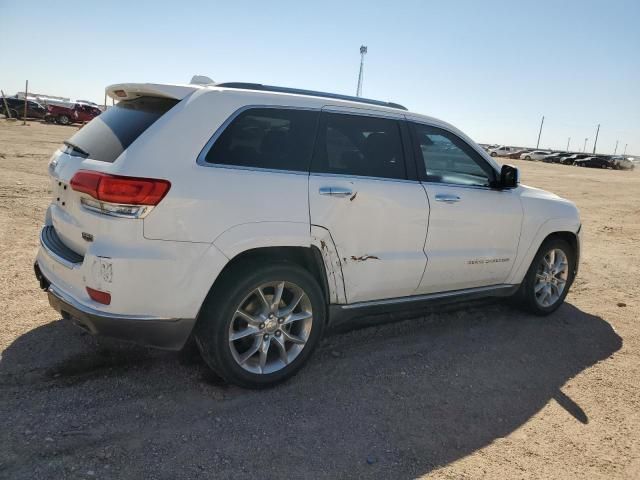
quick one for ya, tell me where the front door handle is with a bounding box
[434,193,461,203]
[319,186,353,197]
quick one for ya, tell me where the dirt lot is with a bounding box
[0,121,638,479]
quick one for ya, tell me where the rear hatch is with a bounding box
[47,84,196,257]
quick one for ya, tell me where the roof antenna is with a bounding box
[190,75,215,85]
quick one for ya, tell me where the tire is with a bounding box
[57,115,70,125]
[194,262,326,388]
[490,152,497,157]
[525,156,531,160]
[10,109,19,119]
[517,237,576,315]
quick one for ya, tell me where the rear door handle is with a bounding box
[434,193,461,203]
[319,187,353,197]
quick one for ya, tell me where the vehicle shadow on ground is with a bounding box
[0,302,621,479]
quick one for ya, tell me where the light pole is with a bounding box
[566,137,571,152]
[583,138,588,153]
[356,45,367,97]
[592,124,600,154]
[614,140,619,155]
[536,116,544,149]
[623,144,628,156]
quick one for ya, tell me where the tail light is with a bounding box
[71,170,170,218]
[86,287,111,305]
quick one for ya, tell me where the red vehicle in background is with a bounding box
[45,103,102,125]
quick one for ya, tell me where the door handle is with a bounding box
[434,193,461,203]
[319,187,353,197]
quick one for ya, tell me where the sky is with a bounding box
[1,0,639,155]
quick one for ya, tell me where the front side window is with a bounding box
[205,108,319,172]
[311,112,406,180]
[411,123,495,187]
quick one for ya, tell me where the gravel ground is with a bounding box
[0,121,638,479]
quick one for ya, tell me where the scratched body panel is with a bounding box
[310,175,429,304]
[311,226,347,304]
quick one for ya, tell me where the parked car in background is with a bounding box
[611,156,635,170]
[489,146,517,157]
[561,154,589,165]
[45,103,102,125]
[541,152,568,163]
[75,99,101,107]
[34,80,581,388]
[1,96,47,119]
[574,156,612,169]
[521,150,549,161]
[507,149,530,159]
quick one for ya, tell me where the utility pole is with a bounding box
[623,144,628,156]
[536,115,544,149]
[614,140,618,155]
[356,45,367,97]
[23,80,28,125]
[583,138,588,153]
[566,137,571,152]
[592,124,600,154]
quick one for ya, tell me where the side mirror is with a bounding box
[500,164,519,189]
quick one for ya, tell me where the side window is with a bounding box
[311,112,406,180]
[411,123,496,187]
[205,108,318,172]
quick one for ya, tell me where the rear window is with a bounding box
[311,112,406,180]
[64,96,178,162]
[204,108,319,172]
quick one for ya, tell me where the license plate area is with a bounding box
[52,179,72,210]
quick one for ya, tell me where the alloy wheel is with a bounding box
[534,248,569,307]
[228,281,313,374]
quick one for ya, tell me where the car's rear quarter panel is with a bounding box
[132,89,327,244]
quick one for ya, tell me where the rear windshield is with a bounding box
[64,96,179,162]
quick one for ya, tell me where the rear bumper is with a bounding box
[36,263,196,350]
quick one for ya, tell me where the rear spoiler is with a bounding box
[105,83,200,101]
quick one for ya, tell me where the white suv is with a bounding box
[488,145,516,157]
[35,81,581,388]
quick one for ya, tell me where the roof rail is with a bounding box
[215,82,408,111]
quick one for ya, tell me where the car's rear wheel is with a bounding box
[195,262,325,388]
[525,155,531,160]
[518,238,575,315]
[57,115,70,125]
[490,152,497,157]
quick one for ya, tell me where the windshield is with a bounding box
[64,96,179,162]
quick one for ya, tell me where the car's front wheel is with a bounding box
[57,115,70,125]
[195,262,326,388]
[519,238,575,315]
